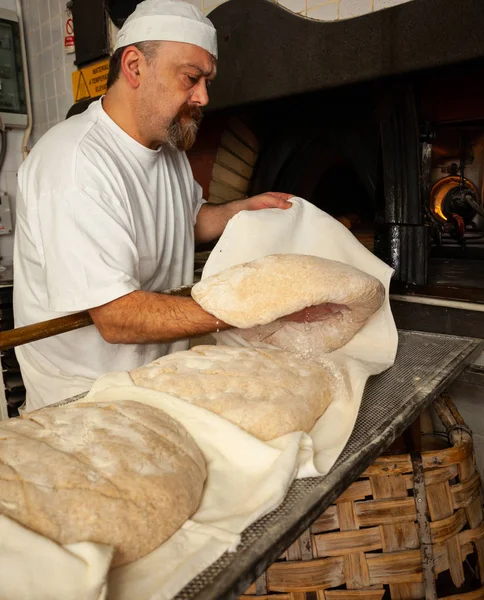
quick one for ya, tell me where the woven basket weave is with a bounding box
[241,394,484,600]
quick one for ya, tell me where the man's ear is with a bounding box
[121,46,144,89]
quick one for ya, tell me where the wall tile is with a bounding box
[57,92,73,120]
[307,2,339,20]
[53,62,66,96]
[373,0,412,8]
[339,0,372,19]
[185,0,202,8]
[40,47,54,74]
[279,0,306,14]
[38,2,50,26]
[32,76,45,104]
[48,0,60,20]
[44,71,55,99]
[27,51,39,79]
[40,20,51,48]
[46,96,58,123]
[27,27,41,57]
[26,2,40,30]
[33,99,47,126]
[63,54,75,92]
[31,125,43,145]
[51,16,62,46]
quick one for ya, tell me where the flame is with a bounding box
[430,176,479,222]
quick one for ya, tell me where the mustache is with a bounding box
[165,105,203,152]
[179,104,203,125]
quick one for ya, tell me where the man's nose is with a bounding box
[191,80,209,107]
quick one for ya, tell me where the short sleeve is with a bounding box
[193,180,206,223]
[34,187,139,312]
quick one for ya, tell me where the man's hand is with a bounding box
[195,191,293,244]
[243,192,293,211]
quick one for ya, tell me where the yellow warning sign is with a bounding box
[71,58,110,102]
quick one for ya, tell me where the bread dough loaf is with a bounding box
[130,345,339,441]
[0,401,206,566]
[192,254,385,356]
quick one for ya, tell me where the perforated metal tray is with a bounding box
[172,330,482,600]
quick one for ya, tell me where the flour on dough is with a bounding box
[192,254,385,357]
[0,401,206,566]
[131,345,343,441]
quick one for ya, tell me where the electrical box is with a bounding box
[0,192,12,235]
[0,9,27,128]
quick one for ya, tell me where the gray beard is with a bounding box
[165,118,199,152]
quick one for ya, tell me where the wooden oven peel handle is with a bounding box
[0,285,195,352]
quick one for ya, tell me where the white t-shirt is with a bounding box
[13,99,204,411]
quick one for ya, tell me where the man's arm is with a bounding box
[89,290,331,345]
[194,192,293,244]
[91,191,294,344]
[89,290,230,344]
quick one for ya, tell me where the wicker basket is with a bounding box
[241,394,484,600]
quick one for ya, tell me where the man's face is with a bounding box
[137,41,216,151]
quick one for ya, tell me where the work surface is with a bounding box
[172,330,482,600]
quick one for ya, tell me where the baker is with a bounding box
[13,0,301,411]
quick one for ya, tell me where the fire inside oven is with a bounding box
[429,131,484,251]
[421,67,484,293]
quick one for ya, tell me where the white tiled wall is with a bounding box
[192,0,413,18]
[23,0,76,141]
[0,0,75,262]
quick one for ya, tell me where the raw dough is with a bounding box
[0,401,206,567]
[130,345,341,441]
[192,254,385,356]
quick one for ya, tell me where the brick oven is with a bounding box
[187,0,484,337]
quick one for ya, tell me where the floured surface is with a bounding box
[131,345,338,441]
[192,254,385,357]
[0,401,206,567]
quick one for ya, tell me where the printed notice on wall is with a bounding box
[71,58,110,103]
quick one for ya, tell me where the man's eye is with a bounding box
[206,80,212,88]
[187,75,199,85]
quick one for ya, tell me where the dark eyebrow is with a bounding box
[182,63,214,79]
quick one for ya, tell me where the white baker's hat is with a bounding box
[114,0,218,58]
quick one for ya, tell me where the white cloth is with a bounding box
[13,98,204,411]
[3,201,398,598]
[0,516,113,600]
[114,0,218,58]
[208,198,398,473]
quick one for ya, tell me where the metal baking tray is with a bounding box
[173,330,482,600]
